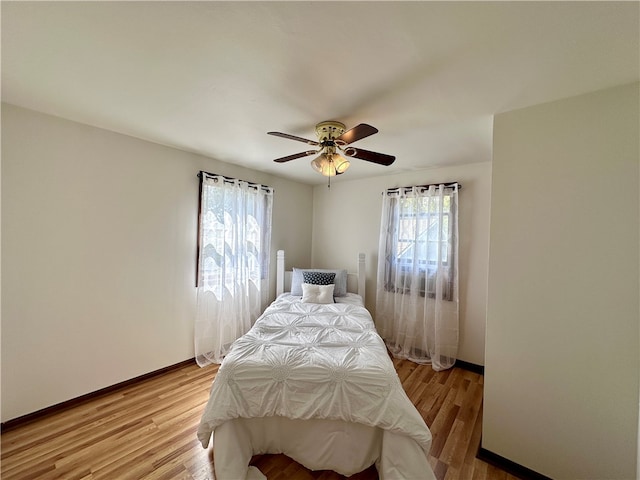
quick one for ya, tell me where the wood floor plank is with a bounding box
[1,359,518,479]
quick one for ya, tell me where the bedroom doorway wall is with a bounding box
[485,82,639,479]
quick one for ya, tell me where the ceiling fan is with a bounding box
[268,121,395,179]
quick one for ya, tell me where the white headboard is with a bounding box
[276,250,366,303]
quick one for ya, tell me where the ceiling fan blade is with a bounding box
[335,123,378,145]
[273,150,318,163]
[268,131,320,146]
[344,147,395,166]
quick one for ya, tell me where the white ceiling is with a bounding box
[2,1,638,185]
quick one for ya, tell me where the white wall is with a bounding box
[484,83,639,479]
[311,162,492,366]
[1,104,313,422]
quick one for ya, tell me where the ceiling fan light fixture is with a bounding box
[333,154,350,174]
[311,154,336,177]
[311,152,350,177]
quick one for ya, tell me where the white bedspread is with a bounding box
[197,293,434,478]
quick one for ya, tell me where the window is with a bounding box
[375,182,460,370]
[396,192,454,299]
[196,173,273,292]
[381,185,457,301]
[194,172,273,366]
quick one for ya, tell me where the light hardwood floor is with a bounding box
[1,359,518,480]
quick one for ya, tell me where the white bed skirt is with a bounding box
[213,416,435,480]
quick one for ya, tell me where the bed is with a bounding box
[197,250,436,480]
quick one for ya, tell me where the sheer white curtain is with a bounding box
[195,173,273,366]
[375,184,459,371]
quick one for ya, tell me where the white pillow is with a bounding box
[301,283,335,304]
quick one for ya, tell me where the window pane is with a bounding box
[197,176,273,290]
[393,193,453,266]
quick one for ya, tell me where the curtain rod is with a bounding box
[197,170,273,192]
[385,182,461,194]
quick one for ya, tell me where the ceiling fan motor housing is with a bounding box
[315,121,346,142]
